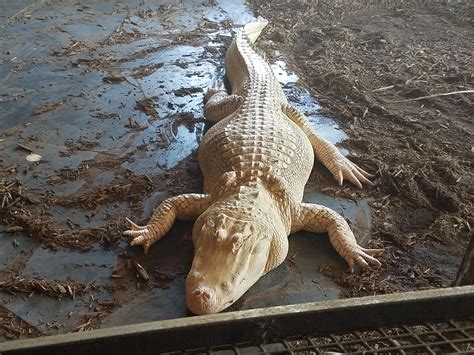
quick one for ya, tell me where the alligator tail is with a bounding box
[243,17,269,44]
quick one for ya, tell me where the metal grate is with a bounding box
[172,319,474,354]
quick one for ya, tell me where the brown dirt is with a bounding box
[0,306,42,339]
[248,0,473,296]
[134,97,160,120]
[0,276,96,300]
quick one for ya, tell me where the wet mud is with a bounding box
[2,0,392,340]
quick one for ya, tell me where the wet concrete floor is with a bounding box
[0,0,372,339]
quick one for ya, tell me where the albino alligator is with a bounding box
[124,18,382,315]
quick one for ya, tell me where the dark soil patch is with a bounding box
[248,0,473,296]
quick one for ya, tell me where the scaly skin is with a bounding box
[124,19,382,315]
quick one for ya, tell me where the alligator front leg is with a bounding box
[123,194,211,253]
[204,80,243,123]
[283,105,374,188]
[292,203,383,272]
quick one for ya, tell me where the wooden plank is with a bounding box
[1,286,473,355]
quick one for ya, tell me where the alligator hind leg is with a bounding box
[204,80,243,123]
[292,203,383,272]
[123,194,211,253]
[282,105,374,188]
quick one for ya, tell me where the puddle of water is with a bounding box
[119,43,214,175]
[153,124,199,170]
[121,119,201,175]
[123,45,205,72]
[102,222,194,325]
[0,246,116,335]
[216,0,256,25]
[271,60,299,85]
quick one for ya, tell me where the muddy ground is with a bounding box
[0,0,472,343]
[248,0,473,295]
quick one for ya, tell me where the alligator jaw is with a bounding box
[185,236,272,314]
[185,252,268,315]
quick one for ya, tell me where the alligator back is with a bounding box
[199,20,314,204]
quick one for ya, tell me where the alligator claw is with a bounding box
[123,218,153,254]
[346,246,384,273]
[130,235,153,254]
[329,156,375,189]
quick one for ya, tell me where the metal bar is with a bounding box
[449,319,474,339]
[1,286,473,355]
[401,325,432,353]
[377,327,407,355]
[328,334,346,352]
[354,331,373,352]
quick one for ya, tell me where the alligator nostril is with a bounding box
[193,286,212,300]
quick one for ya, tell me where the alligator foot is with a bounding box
[123,194,211,254]
[336,241,383,273]
[204,79,243,123]
[123,217,156,254]
[325,153,374,189]
[327,222,383,272]
[293,203,383,272]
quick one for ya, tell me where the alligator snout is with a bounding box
[187,285,218,315]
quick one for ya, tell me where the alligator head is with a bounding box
[185,187,284,315]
